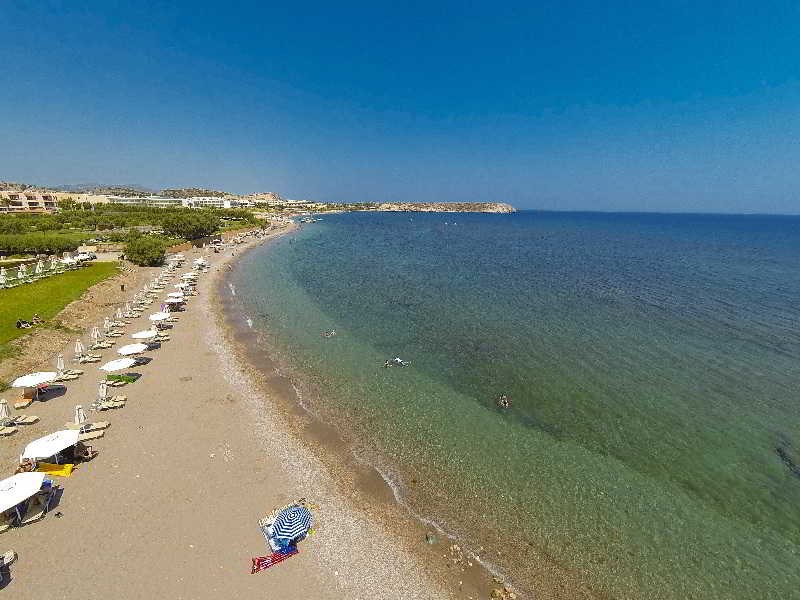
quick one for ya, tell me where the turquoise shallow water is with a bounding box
[232,211,800,598]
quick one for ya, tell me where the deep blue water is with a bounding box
[232,210,800,598]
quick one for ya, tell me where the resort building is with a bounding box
[0,191,59,213]
[107,196,184,208]
[183,196,253,209]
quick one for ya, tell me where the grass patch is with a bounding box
[0,262,119,346]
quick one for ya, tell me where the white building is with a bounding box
[183,197,253,209]
[107,196,183,208]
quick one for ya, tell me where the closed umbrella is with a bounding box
[56,354,65,374]
[100,358,137,372]
[0,267,6,279]
[103,317,112,331]
[11,372,57,388]
[0,399,10,420]
[115,308,124,320]
[73,405,87,425]
[17,266,25,280]
[124,302,131,313]
[0,273,6,287]
[35,260,44,275]
[91,326,102,341]
[97,381,108,401]
[271,505,313,543]
[117,343,148,356]
[49,257,58,271]
[74,339,85,356]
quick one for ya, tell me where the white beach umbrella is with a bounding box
[166,292,184,298]
[0,472,46,514]
[0,267,6,278]
[149,312,170,322]
[17,266,25,280]
[97,380,108,401]
[115,308,124,320]
[103,317,112,331]
[174,283,190,289]
[125,302,131,313]
[164,297,183,304]
[131,329,157,340]
[117,343,148,356]
[0,399,10,420]
[91,326,102,341]
[74,339,85,356]
[21,430,80,460]
[35,260,44,274]
[11,372,57,388]
[56,354,65,373]
[73,405,87,426]
[100,357,137,372]
[0,273,6,286]
[49,257,58,271]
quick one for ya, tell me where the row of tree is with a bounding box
[0,233,84,254]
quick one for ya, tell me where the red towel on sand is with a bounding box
[250,549,299,574]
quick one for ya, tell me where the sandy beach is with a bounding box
[0,227,470,599]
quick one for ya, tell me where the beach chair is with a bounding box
[20,489,53,525]
[63,369,84,376]
[78,430,105,442]
[0,426,17,437]
[13,400,32,410]
[65,420,110,432]
[10,415,39,426]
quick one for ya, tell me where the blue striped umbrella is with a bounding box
[272,505,312,541]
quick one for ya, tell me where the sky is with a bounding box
[1,1,800,213]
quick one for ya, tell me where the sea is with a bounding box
[229,210,800,599]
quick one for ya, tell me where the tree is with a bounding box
[124,235,166,266]
[160,211,220,239]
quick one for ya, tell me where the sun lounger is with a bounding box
[11,415,39,426]
[20,489,53,524]
[94,399,125,411]
[36,463,73,477]
[0,427,17,437]
[13,399,32,410]
[64,369,84,376]
[0,513,15,533]
[65,420,110,432]
[1,549,16,570]
[78,430,105,442]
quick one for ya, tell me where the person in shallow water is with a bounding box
[496,394,511,409]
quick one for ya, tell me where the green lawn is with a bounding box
[0,262,119,346]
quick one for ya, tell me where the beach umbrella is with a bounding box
[56,354,65,373]
[17,266,25,280]
[164,297,183,304]
[91,326,102,341]
[174,283,190,289]
[11,372,57,388]
[0,472,46,514]
[97,380,108,401]
[21,430,80,460]
[124,302,131,313]
[74,339,85,356]
[271,505,313,542]
[35,260,44,274]
[131,329,157,340]
[115,308,124,320]
[103,317,112,331]
[166,292,184,298]
[100,357,137,372]
[0,273,6,287]
[0,400,10,420]
[117,343,148,356]
[73,405,87,426]
[149,312,170,322]
[49,257,58,271]
[0,267,6,278]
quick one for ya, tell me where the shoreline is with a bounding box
[215,227,508,598]
[0,225,454,598]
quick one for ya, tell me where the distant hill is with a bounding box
[242,191,286,203]
[0,181,51,192]
[54,183,155,196]
[160,188,229,198]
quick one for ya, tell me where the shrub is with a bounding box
[161,212,220,239]
[124,235,166,266]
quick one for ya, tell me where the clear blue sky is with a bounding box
[1,1,799,213]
